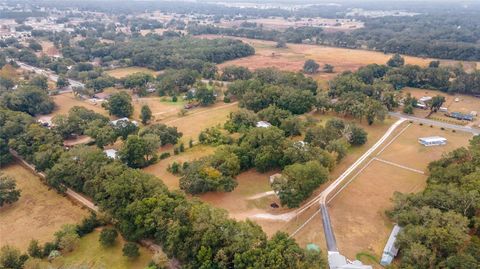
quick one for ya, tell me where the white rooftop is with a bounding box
[419,136,447,143]
[111,117,139,127]
[104,149,118,159]
[256,121,272,128]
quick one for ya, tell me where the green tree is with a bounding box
[104,92,133,117]
[54,224,80,253]
[0,174,21,207]
[323,64,334,73]
[0,245,28,269]
[140,105,152,125]
[99,227,118,247]
[1,85,55,116]
[272,161,328,208]
[56,75,70,89]
[365,99,387,125]
[303,59,320,74]
[196,86,216,106]
[122,242,139,259]
[27,240,42,258]
[346,124,368,146]
[387,53,405,67]
[430,95,446,112]
[138,123,182,146]
[119,135,158,168]
[29,75,48,91]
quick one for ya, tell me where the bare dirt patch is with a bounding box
[0,163,89,250]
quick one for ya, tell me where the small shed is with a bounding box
[418,136,447,147]
[111,117,139,127]
[37,116,53,128]
[380,225,402,266]
[256,121,272,128]
[418,96,432,103]
[104,149,118,159]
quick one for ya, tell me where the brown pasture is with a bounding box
[200,35,479,86]
[105,67,159,79]
[0,163,89,250]
[49,93,109,117]
[378,123,473,171]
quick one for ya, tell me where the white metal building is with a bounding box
[380,225,402,266]
[418,136,447,146]
[256,121,272,128]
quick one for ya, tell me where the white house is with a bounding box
[256,121,272,128]
[418,136,447,146]
[419,96,432,103]
[380,225,402,266]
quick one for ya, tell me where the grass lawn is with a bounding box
[49,93,109,118]
[106,67,158,79]
[24,229,153,269]
[0,163,89,250]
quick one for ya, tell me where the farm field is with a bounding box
[24,228,153,269]
[105,66,159,79]
[401,87,480,127]
[199,35,479,87]
[288,122,474,264]
[0,163,89,250]
[49,93,109,117]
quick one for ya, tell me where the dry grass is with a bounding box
[199,35,479,86]
[328,161,426,259]
[379,123,473,171]
[162,102,239,141]
[0,163,89,250]
[132,96,186,122]
[49,93,109,117]
[105,67,158,79]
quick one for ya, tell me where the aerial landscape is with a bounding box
[0,0,479,268]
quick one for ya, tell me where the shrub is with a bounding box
[122,242,139,259]
[99,227,118,247]
[159,152,171,160]
[76,213,101,237]
[27,240,42,258]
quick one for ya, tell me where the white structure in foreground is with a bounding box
[380,225,402,266]
[328,252,372,269]
[103,149,118,159]
[418,136,447,146]
[256,121,272,128]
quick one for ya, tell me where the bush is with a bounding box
[159,152,171,160]
[122,242,139,259]
[76,213,101,237]
[42,242,58,258]
[100,227,118,247]
[27,240,42,258]
[223,96,231,103]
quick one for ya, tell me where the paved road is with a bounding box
[389,112,480,134]
[14,60,85,92]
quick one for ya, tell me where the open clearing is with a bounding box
[0,163,89,250]
[143,145,215,190]
[402,87,480,127]
[25,228,152,269]
[163,102,239,141]
[105,67,158,79]
[132,96,186,121]
[49,93,109,117]
[288,122,473,263]
[199,35,479,87]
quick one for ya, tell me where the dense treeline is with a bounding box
[188,24,323,44]
[0,107,326,268]
[388,137,480,268]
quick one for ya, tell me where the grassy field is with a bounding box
[132,96,186,122]
[162,102,239,141]
[105,67,158,79]
[0,163,89,250]
[49,93,109,117]
[401,87,480,127]
[24,229,153,269]
[200,35,479,87]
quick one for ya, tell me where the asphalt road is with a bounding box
[389,112,480,134]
